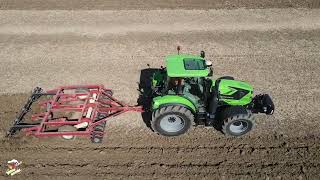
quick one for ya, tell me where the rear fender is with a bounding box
[152,95,196,113]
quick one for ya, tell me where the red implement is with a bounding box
[7,85,143,143]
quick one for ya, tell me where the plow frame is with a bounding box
[7,85,143,142]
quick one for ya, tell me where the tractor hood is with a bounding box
[217,79,254,106]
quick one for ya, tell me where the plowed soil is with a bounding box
[0,2,320,179]
[1,0,320,10]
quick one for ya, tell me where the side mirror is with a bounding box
[177,46,181,55]
[200,51,205,58]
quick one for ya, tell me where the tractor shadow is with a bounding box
[193,109,224,134]
[137,67,160,130]
[211,109,224,133]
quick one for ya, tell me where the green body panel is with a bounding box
[152,95,196,112]
[166,54,210,77]
[215,79,253,106]
[221,93,252,106]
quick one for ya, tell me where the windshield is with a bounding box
[183,58,206,70]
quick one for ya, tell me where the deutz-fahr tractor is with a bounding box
[150,48,274,137]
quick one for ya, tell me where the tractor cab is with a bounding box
[167,54,213,105]
[152,54,213,110]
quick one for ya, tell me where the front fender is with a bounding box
[152,95,196,113]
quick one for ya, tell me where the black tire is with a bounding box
[221,106,254,137]
[151,105,194,136]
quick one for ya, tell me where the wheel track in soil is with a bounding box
[1,135,320,151]
[0,145,319,178]
[1,135,320,178]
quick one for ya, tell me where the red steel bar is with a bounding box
[20,85,143,141]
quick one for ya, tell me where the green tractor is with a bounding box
[150,48,274,137]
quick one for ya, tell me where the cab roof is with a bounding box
[165,54,210,77]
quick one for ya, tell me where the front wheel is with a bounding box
[221,106,254,136]
[151,105,194,136]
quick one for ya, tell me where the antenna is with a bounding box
[177,46,181,55]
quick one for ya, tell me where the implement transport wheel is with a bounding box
[58,125,77,140]
[152,105,194,136]
[221,106,254,137]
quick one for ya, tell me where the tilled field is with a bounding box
[0,4,320,180]
[1,131,320,179]
[1,0,320,10]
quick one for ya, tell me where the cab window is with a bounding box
[183,58,205,70]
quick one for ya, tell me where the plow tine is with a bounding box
[6,87,44,137]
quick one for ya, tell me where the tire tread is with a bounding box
[151,105,194,136]
[221,106,254,136]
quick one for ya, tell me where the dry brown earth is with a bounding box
[0,0,320,10]
[0,5,319,180]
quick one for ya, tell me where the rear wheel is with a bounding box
[221,106,254,136]
[151,105,194,136]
